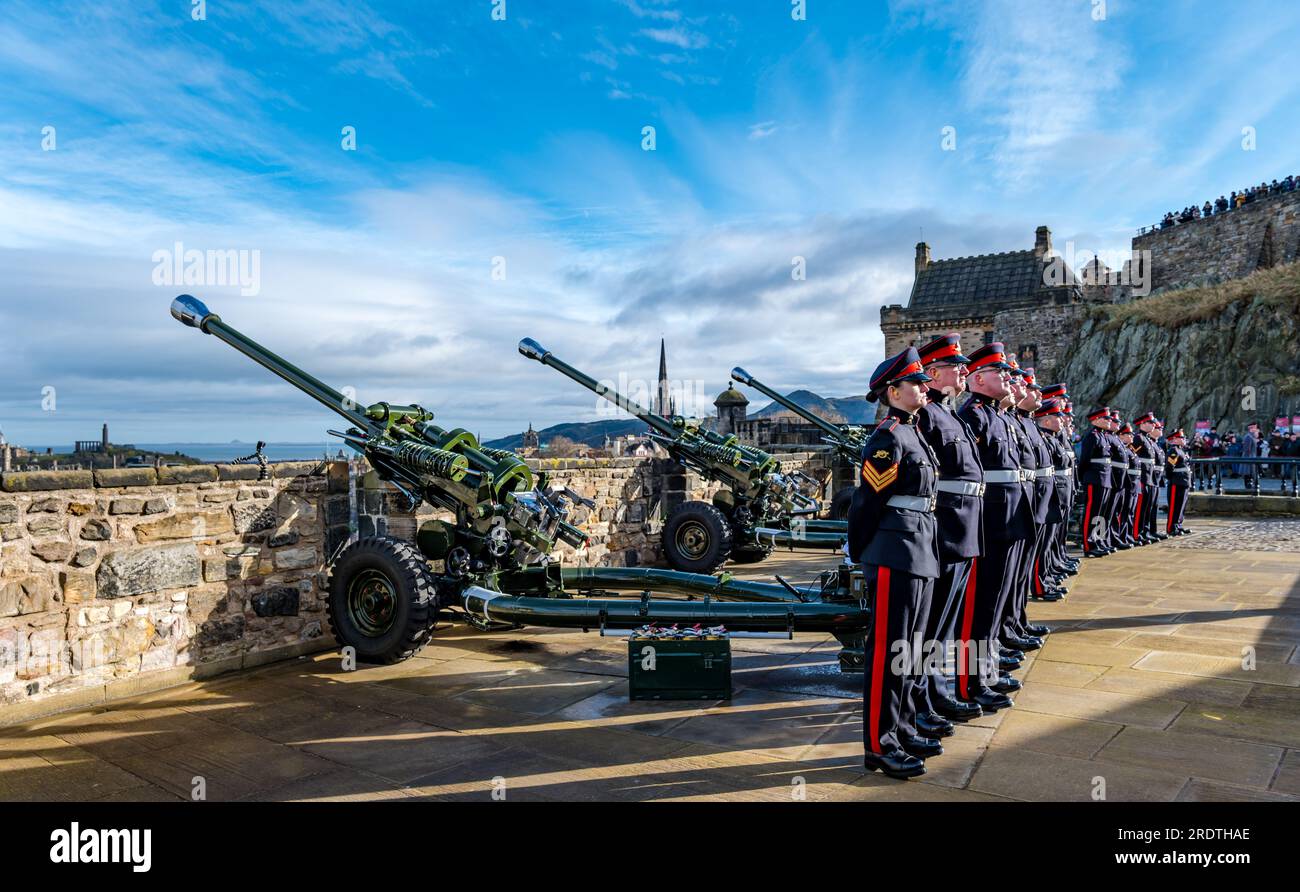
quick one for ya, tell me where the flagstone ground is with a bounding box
[1,517,1296,802]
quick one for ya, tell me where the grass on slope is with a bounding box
[1100,259,1300,330]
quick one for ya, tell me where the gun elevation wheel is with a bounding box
[663,500,733,573]
[830,485,854,520]
[326,536,439,664]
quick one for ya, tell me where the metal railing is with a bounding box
[1189,456,1300,497]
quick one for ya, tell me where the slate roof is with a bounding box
[906,249,1079,312]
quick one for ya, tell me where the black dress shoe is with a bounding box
[863,749,927,779]
[998,655,1022,671]
[1115,542,1132,550]
[1004,634,1042,651]
[1026,623,1051,636]
[915,713,955,738]
[999,648,1025,660]
[933,698,982,721]
[1031,592,1063,602]
[1154,532,1168,540]
[992,674,1022,693]
[958,690,1013,712]
[901,735,944,758]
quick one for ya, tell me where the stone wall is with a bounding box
[1133,190,1300,294]
[990,303,1087,381]
[1,451,830,721]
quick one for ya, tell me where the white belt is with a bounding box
[936,479,985,496]
[1034,467,1055,478]
[983,470,1022,484]
[1126,468,1141,476]
[1092,458,1112,466]
[1170,468,1191,476]
[887,494,936,511]
[1059,467,1073,478]
[1137,458,1154,465]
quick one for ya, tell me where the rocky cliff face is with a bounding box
[1056,262,1300,430]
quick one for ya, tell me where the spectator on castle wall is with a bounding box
[1202,200,1213,217]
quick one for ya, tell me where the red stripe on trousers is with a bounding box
[1083,485,1094,551]
[1167,486,1176,533]
[957,558,977,699]
[1034,557,1042,595]
[868,566,891,754]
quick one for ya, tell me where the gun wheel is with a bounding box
[326,536,439,664]
[729,546,773,564]
[829,485,855,521]
[663,500,733,573]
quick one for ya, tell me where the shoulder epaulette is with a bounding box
[878,417,899,432]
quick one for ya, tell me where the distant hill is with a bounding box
[484,418,650,450]
[750,389,874,424]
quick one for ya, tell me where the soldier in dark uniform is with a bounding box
[848,346,943,779]
[1116,422,1142,548]
[1164,428,1193,535]
[1107,412,1131,550]
[1031,397,1070,602]
[914,334,985,724]
[999,364,1053,666]
[954,343,1025,712]
[1128,413,1159,546]
[1078,407,1116,557]
[1037,385,1079,588]
[1150,420,1170,541]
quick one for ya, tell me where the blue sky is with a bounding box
[2,0,1298,445]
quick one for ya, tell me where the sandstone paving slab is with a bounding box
[117,727,337,800]
[1085,667,1251,708]
[1094,726,1283,788]
[288,717,508,785]
[536,645,629,678]
[1134,651,1300,687]
[202,693,416,744]
[1023,660,1110,688]
[839,775,1014,802]
[87,783,185,802]
[968,746,1189,802]
[450,666,620,716]
[1037,640,1154,669]
[1270,750,1300,796]
[404,745,607,802]
[0,756,154,802]
[988,709,1122,759]
[1046,628,1140,647]
[1169,620,1299,646]
[241,767,414,802]
[46,706,228,761]
[1125,632,1294,663]
[1242,682,1300,713]
[1175,779,1299,802]
[1013,682,1188,729]
[1170,704,1300,749]
[551,688,720,738]
[658,687,856,754]
[0,732,100,766]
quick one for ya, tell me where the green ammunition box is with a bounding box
[627,635,732,701]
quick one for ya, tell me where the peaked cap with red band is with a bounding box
[1087,406,1111,421]
[917,332,971,366]
[866,346,931,402]
[1033,398,1064,418]
[966,342,1012,372]
[1040,383,1067,399]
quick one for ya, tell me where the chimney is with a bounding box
[102,422,109,451]
[915,242,931,275]
[1034,226,1052,258]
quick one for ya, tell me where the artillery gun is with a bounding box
[519,338,847,573]
[730,367,869,520]
[172,296,867,671]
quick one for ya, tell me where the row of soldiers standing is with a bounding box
[846,333,1189,779]
[1079,408,1194,555]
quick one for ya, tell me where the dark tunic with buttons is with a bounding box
[958,392,1032,542]
[918,392,984,562]
[847,407,941,579]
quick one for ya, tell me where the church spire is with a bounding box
[656,338,670,417]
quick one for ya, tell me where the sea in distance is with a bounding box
[27,443,345,463]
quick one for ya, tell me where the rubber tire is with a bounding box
[729,546,773,565]
[326,536,439,664]
[662,501,733,573]
[829,485,855,520]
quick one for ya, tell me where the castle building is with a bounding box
[880,226,1099,381]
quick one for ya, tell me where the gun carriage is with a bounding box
[519,339,847,574]
[171,296,866,671]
